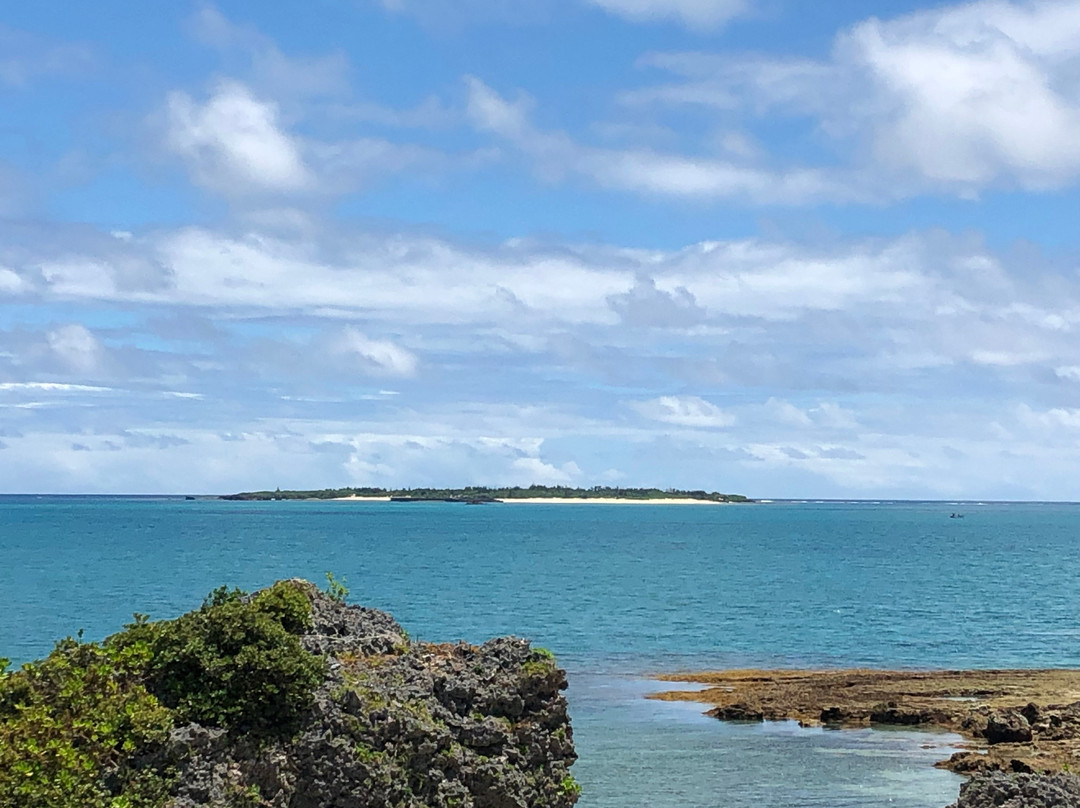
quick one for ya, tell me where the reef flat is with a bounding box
[653,668,1080,807]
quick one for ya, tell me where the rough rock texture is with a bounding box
[648,668,1080,808]
[650,668,1080,775]
[163,581,578,808]
[949,773,1080,808]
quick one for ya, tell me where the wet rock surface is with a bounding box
[651,668,1080,808]
[165,581,578,808]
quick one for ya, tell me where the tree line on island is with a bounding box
[220,485,751,503]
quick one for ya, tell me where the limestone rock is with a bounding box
[985,710,1035,745]
[163,582,578,808]
[949,772,1080,808]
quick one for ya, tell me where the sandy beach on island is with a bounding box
[326,496,729,504]
[494,497,728,505]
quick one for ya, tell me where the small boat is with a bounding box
[950,513,964,519]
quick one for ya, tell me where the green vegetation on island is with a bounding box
[220,484,751,503]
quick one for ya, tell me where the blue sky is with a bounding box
[1,0,1079,498]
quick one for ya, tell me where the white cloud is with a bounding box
[814,402,859,430]
[586,0,748,28]
[764,397,812,427]
[970,349,1048,366]
[1017,403,1080,432]
[164,80,312,194]
[12,223,1069,350]
[628,0,1080,194]
[848,0,1080,189]
[0,267,28,295]
[46,325,104,373]
[337,327,419,377]
[633,395,734,428]
[0,382,113,393]
[465,77,851,203]
[511,457,582,485]
[7,219,1080,498]
[160,75,453,199]
[607,274,705,327]
[1055,366,1080,382]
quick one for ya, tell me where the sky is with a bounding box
[1,0,1079,498]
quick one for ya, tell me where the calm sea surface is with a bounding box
[3,498,1079,806]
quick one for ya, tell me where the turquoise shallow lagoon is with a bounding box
[4,498,1079,806]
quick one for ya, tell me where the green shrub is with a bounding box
[112,581,323,735]
[324,571,349,603]
[0,581,326,808]
[0,638,174,808]
[559,775,582,799]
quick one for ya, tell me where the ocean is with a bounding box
[4,497,1078,806]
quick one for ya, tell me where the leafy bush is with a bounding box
[0,580,327,808]
[559,775,583,799]
[0,638,174,808]
[112,580,323,735]
[324,571,349,603]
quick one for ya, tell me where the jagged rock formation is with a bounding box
[163,581,578,808]
[949,773,1080,808]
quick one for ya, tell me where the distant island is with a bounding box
[220,485,752,504]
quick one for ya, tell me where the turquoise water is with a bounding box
[4,498,1079,806]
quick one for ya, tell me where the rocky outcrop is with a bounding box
[651,668,1080,776]
[949,773,1080,808]
[647,668,1080,808]
[161,581,578,808]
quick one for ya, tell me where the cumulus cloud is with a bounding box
[607,274,706,327]
[164,80,312,194]
[159,73,450,199]
[849,0,1080,188]
[629,0,1080,194]
[633,395,734,428]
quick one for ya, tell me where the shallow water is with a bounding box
[5,497,1076,806]
[571,676,963,808]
